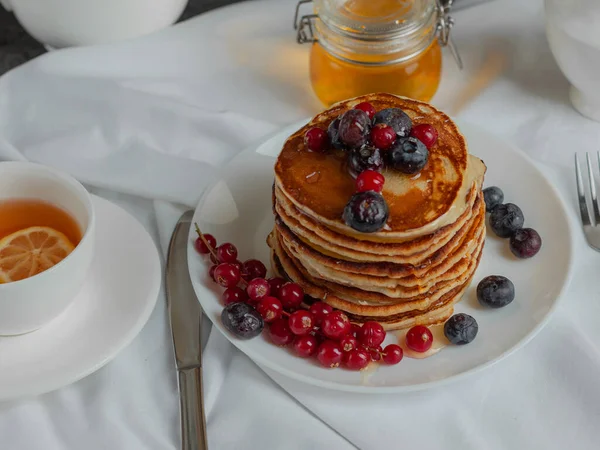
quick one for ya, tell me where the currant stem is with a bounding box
[194,222,219,260]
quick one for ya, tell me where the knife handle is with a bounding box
[179,367,208,450]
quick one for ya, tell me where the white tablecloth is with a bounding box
[1,0,599,449]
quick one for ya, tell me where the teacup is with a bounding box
[0,162,95,335]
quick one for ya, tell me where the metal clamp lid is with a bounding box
[293,0,317,44]
[437,0,463,69]
[293,0,462,69]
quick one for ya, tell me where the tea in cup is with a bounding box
[0,162,95,335]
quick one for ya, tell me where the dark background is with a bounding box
[0,0,246,75]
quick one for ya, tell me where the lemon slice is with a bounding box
[0,226,75,283]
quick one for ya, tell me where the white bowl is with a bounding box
[0,162,95,335]
[545,0,600,121]
[0,0,188,48]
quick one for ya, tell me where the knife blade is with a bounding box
[166,210,208,450]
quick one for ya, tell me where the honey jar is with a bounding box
[294,0,461,106]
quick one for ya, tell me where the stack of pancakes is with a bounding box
[268,94,486,330]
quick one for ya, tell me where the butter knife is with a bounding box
[166,210,208,450]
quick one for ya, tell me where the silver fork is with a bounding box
[575,152,600,251]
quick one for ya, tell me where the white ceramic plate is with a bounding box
[188,122,574,393]
[0,195,161,400]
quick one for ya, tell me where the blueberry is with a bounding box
[221,302,264,339]
[338,109,371,148]
[328,117,345,150]
[489,203,524,238]
[388,137,429,174]
[373,108,412,137]
[343,191,389,233]
[348,145,384,176]
[477,276,515,308]
[483,186,504,212]
[444,313,479,345]
[510,228,542,259]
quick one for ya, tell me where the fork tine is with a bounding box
[597,150,600,190]
[586,152,600,224]
[576,153,592,226]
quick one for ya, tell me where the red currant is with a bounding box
[309,330,324,346]
[406,325,433,353]
[278,282,304,310]
[367,345,383,362]
[256,296,283,323]
[194,233,216,254]
[356,170,385,193]
[309,302,333,326]
[242,259,267,281]
[214,263,241,288]
[354,102,376,120]
[246,278,271,302]
[339,334,358,352]
[268,318,294,346]
[208,265,217,281]
[357,321,386,348]
[410,124,438,149]
[382,344,403,364]
[231,260,244,276]
[370,124,396,150]
[222,287,248,305]
[304,127,328,152]
[288,310,315,336]
[268,277,286,298]
[321,311,351,340]
[216,243,238,263]
[343,348,370,370]
[316,340,343,368]
[293,335,318,358]
[350,323,362,337]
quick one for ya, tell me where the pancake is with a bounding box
[269,224,484,309]
[274,192,484,279]
[274,179,477,260]
[268,93,486,330]
[274,93,471,240]
[270,250,477,331]
[274,154,485,250]
[283,198,485,292]
[275,183,482,268]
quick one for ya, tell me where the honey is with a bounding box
[0,199,82,245]
[343,0,412,17]
[310,40,441,106]
[295,0,455,106]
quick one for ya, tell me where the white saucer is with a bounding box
[0,195,161,401]
[188,122,574,393]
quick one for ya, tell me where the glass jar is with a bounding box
[294,0,460,106]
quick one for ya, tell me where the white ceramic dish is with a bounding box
[0,162,95,335]
[188,122,574,393]
[0,0,187,48]
[0,195,161,401]
[545,0,600,122]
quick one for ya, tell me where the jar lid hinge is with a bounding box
[436,0,463,69]
[294,0,318,44]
